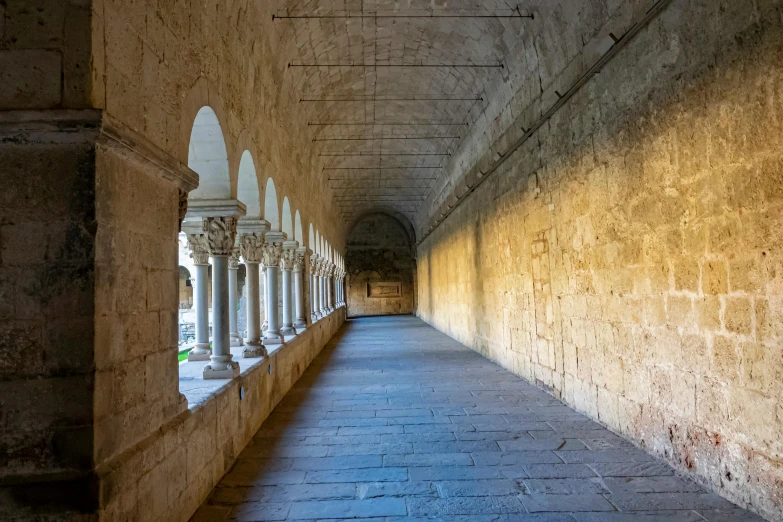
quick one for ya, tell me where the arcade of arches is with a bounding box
[0,0,781,520]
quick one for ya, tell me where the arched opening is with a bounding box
[345,212,415,318]
[294,210,303,244]
[187,107,230,200]
[308,223,315,251]
[281,197,293,239]
[180,106,231,363]
[237,151,261,218]
[264,178,280,231]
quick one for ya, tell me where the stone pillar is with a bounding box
[294,247,309,331]
[186,234,212,361]
[280,242,297,337]
[228,247,243,347]
[202,217,240,379]
[310,255,319,321]
[262,241,284,345]
[240,233,267,358]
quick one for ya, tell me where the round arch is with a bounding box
[281,197,293,238]
[187,106,230,200]
[237,150,262,218]
[264,178,280,231]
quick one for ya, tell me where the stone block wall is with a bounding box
[346,213,415,317]
[416,1,783,519]
[98,311,345,522]
[0,112,100,519]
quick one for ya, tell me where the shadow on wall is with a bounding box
[345,213,416,317]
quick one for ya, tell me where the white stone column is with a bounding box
[280,242,297,337]
[202,217,240,379]
[319,260,327,316]
[294,247,308,331]
[327,263,335,312]
[262,241,284,345]
[228,247,243,347]
[186,235,211,361]
[261,264,268,333]
[310,255,319,321]
[240,233,266,358]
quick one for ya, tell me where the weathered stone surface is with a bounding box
[194,317,758,521]
[415,1,783,519]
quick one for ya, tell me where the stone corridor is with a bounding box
[192,316,760,522]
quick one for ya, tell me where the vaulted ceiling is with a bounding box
[275,0,533,225]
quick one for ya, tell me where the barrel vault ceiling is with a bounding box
[275,0,533,227]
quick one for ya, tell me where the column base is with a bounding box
[230,334,244,347]
[187,345,211,361]
[280,325,296,336]
[203,360,240,379]
[243,341,267,358]
[263,331,285,345]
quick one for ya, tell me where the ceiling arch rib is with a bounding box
[276,1,533,225]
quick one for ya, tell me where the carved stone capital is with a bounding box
[228,247,241,269]
[293,251,306,272]
[309,256,319,274]
[203,216,237,256]
[240,234,264,264]
[186,234,210,265]
[262,243,283,267]
[280,248,296,271]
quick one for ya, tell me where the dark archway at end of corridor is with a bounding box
[345,212,416,318]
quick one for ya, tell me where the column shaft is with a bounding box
[228,264,242,346]
[294,270,307,329]
[190,263,211,361]
[243,261,266,357]
[281,268,295,335]
[264,265,284,344]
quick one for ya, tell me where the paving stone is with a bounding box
[521,478,610,495]
[602,476,703,494]
[437,479,525,497]
[589,462,676,477]
[195,317,756,521]
[607,492,736,511]
[210,483,356,504]
[384,452,474,467]
[409,466,507,481]
[558,450,655,464]
[522,464,599,478]
[327,443,413,456]
[407,496,527,516]
[357,481,438,499]
[518,493,617,512]
[499,439,588,451]
[472,451,564,466]
[573,512,705,521]
[304,468,408,483]
[414,441,501,453]
[287,499,406,519]
[695,509,767,521]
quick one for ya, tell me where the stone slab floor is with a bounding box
[192,316,761,522]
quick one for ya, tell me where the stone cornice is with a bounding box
[0,109,199,191]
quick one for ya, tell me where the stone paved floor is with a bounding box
[192,316,762,522]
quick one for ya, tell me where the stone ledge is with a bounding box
[94,308,346,521]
